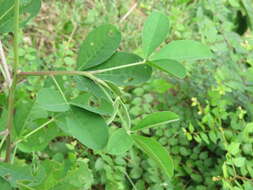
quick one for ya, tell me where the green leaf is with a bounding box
[90,52,152,86]
[132,111,179,131]
[37,88,70,112]
[56,106,109,150]
[233,157,246,167]
[241,0,253,29]
[152,40,213,61]
[227,142,240,155]
[142,11,170,58]
[70,93,114,115]
[60,160,94,189]
[14,101,48,136]
[150,79,172,93]
[77,24,121,70]
[243,123,253,143]
[148,59,186,79]
[18,122,63,153]
[34,160,66,189]
[0,0,41,33]
[0,177,11,190]
[132,135,174,178]
[75,76,111,102]
[106,128,133,155]
[0,162,44,187]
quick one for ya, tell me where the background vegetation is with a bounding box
[1,0,253,189]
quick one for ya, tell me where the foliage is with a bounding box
[1,0,253,190]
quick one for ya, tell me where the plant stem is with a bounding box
[51,76,68,104]
[18,70,90,76]
[5,0,20,163]
[14,118,55,146]
[88,60,146,74]
[18,60,146,77]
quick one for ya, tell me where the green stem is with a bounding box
[17,182,35,190]
[123,170,138,190]
[5,0,20,163]
[51,76,68,104]
[0,131,8,151]
[18,60,146,77]
[14,118,55,146]
[11,145,17,164]
[89,60,146,74]
[18,70,90,77]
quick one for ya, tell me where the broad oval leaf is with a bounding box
[56,106,109,150]
[37,88,70,112]
[152,40,213,61]
[90,52,152,86]
[132,135,174,178]
[77,24,121,70]
[106,128,133,155]
[132,111,179,131]
[70,93,114,115]
[148,59,186,79]
[142,11,170,58]
[0,0,41,33]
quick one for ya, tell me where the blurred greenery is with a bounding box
[1,0,253,189]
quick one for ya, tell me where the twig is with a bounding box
[120,3,137,23]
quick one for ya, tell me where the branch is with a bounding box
[5,0,20,163]
[18,60,146,76]
[18,70,90,77]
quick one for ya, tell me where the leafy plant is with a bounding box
[0,1,213,189]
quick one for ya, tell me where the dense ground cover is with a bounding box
[1,0,253,189]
